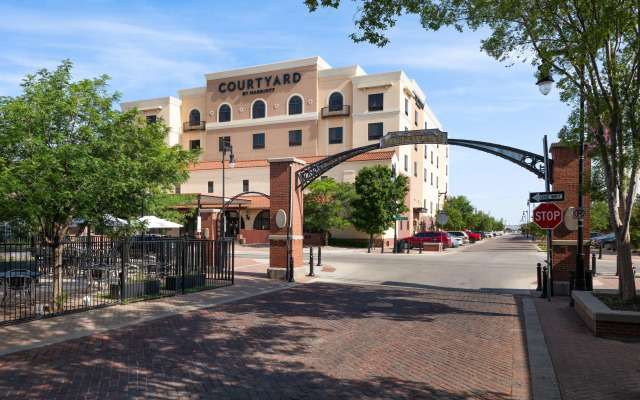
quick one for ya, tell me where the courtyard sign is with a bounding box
[380,129,448,148]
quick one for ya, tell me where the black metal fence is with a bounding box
[0,237,234,326]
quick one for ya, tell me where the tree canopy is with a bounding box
[0,61,200,307]
[351,165,409,241]
[303,177,355,244]
[305,0,640,299]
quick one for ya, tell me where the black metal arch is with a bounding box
[295,138,550,190]
[217,191,270,239]
[296,143,380,190]
[448,139,550,182]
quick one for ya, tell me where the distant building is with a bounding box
[121,57,449,243]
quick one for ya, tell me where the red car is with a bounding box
[403,231,453,248]
[463,231,482,243]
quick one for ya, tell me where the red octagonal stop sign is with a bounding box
[533,202,563,229]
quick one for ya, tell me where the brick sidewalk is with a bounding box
[0,281,531,399]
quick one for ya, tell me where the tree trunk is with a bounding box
[617,236,636,301]
[324,232,329,246]
[52,244,64,311]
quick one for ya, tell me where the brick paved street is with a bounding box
[0,283,530,399]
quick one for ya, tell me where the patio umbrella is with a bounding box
[138,216,183,229]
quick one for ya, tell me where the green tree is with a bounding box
[351,165,409,244]
[0,61,200,309]
[591,201,612,233]
[303,178,355,245]
[304,0,640,299]
[442,195,475,230]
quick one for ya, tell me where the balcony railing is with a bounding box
[183,121,206,131]
[321,105,351,118]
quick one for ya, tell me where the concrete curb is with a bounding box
[523,297,562,400]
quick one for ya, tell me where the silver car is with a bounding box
[447,231,469,245]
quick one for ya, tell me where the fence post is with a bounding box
[540,266,549,299]
[317,247,322,267]
[309,246,315,276]
[592,253,596,276]
[181,237,187,293]
[536,263,542,291]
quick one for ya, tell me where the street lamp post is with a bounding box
[391,164,397,254]
[575,68,587,291]
[221,144,235,239]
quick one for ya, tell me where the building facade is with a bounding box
[121,57,449,243]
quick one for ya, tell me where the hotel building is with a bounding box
[120,57,449,244]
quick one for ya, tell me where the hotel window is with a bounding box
[437,176,439,188]
[431,151,434,164]
[437,156,439,168]
[253,133,265,149]
[207,181,214,194]
[189,140,200,150]
[329,127,343,144]
[252,100,265,119]
[189,109,201,126]
[329,92,343,111]
[414,162,417,177]
[446,165,448,176]
[405,98,409,115]
[415,110,418,126]
[446,147,449,158]
[431,201,433,214]
[289,96,302,115]
[368,93,383,111]
[414,144,417,151]
[289,130,302,146]
[219,104,231,122]
[243,180,249,192]
[423,168,427,182]
[146,115,156,124]
[219,136,230,151]
[424,121,428,129]
[368,123,383,140]
[446,183,448,192]
[431,172,433,185]
[175,185,181,194]
[404,155,408,172]
[424,145,427,159]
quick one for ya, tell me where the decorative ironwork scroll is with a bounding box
[296,143,381,190]
[448,139,551,182]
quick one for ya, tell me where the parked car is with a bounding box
[450,236,463,247]
[464,231,482,243]
[592,233,616,250]
[448,231,469,245]
[471,231,487,239]
[590,232,605,240]
[403,231,453,248]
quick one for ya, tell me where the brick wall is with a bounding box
[550,144,591,281]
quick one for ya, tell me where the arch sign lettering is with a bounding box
[380,129,448,148]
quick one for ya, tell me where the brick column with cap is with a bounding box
[549,143,591,295]
[267,157,306,280]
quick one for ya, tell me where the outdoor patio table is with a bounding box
[0,269,43,307]
[79,264,119,290]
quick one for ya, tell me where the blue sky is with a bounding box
[0,1,572,226]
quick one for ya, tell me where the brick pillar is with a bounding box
[267,158,306,280]
[549,143,591,295]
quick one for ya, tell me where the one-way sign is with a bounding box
[529,191,565,203]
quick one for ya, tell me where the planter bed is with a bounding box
[165,273,206,291]
[573,290,640,339]
[110,280,161,300]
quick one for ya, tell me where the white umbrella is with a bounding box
[138,215,182,229]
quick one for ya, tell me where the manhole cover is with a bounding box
[366,302,393,308]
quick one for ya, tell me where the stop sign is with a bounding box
[533,202,563,229]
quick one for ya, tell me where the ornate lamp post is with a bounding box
[221,144,235,239]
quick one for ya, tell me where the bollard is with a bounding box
[599,242,602,259]
[381,240,384,253]
[317,247,322,267]
[419,240,423,254]
[367,240,371,253]
[406,241,410,254]
[540,266,549,298]
[309,246,314,276]
[288,255,295,282]
[592,253,596,276]
[536,263,542,291]
[569,270,575,306]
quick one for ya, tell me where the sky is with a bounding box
[0,0,572,226]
